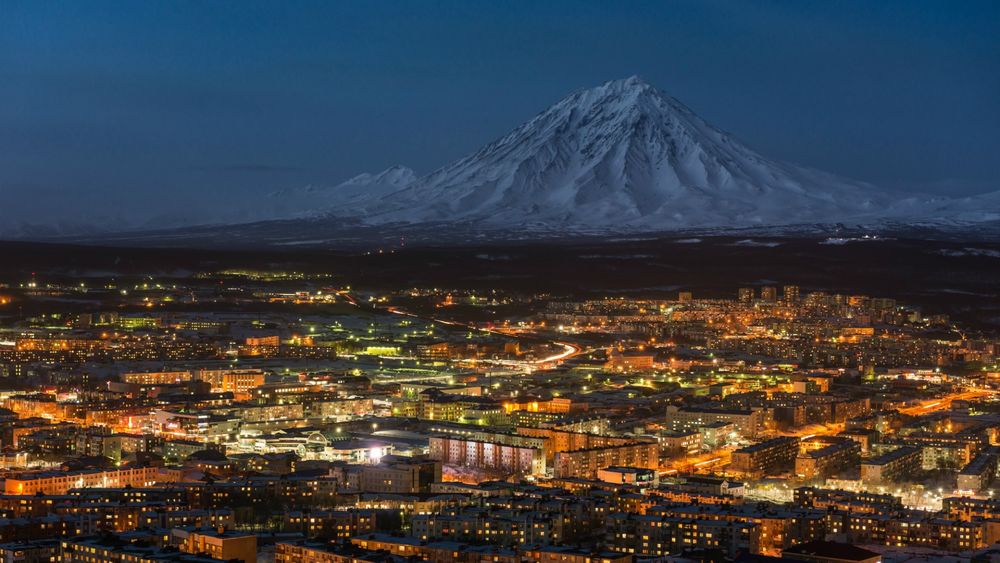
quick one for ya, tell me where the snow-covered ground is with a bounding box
[292,76,998,234]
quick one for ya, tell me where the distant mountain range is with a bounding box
[12,77,1000,245]
[270,165,418,218]
[270,76,999,234]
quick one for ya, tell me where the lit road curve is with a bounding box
[338,291,583,368]
[897,389,993,416]
[661,447,734,476]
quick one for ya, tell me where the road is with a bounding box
[786,422,845,439]
[897,389,992,416]
[661,447,734,475]
[339,290,582,369]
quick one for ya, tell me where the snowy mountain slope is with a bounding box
[17,77,999,243]
[326,76,900,229]
[330,165,418,200]
[913,190,1000,224]
[267,165,417,218]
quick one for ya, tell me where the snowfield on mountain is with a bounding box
[302,76,994,231]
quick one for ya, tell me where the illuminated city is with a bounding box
[0,248,996,562]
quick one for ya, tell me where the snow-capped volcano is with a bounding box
[333,76,896,229]
[28,77,997,245]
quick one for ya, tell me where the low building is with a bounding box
[597,466,658,488]
[171,527,257,563]
[781,540,881,563]
[0,539,60,563]
[61,536,221,563]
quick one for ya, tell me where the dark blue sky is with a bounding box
[2,1,998,228]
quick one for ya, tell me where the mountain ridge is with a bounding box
[5,77,999,242]
[317,76,917,229]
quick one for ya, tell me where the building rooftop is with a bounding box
[781,540,880,562]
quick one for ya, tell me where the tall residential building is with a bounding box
[760,286,778,303]
[738,287,755,304]
[783,285,801,304]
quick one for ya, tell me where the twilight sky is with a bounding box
[1,1,998,229]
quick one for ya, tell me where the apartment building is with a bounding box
[795,439,861,480]
[429,435,545,476]
[860,446,921,487]
[172,527,257,563]
[665,406,764,438]
[4,466,182,495]
[552,441,659,479]
[730,437,799,478]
